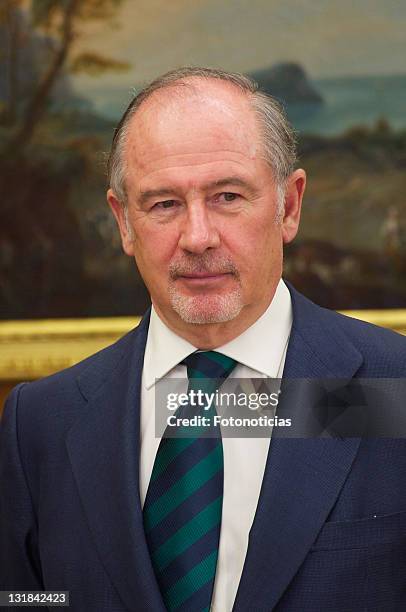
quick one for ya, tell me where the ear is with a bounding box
[281,169,306,244]
[107,189,135,256]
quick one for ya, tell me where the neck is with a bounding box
[152,293,276,349]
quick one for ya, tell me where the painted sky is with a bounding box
[72,0,406,96]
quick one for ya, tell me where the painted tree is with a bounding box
[0,1,25,124]
[2,0,128,151]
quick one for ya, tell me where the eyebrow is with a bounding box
[138,176,258,205]
[138,188,176,206]
[211,176,257,192]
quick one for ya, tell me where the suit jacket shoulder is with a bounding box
[288,284,406,377]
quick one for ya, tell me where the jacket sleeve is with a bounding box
[0,383,44,592]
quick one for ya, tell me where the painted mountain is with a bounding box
[248,62,323,105]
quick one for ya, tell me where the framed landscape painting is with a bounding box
[1,0,405,322]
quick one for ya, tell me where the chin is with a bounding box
[170,290,243,325]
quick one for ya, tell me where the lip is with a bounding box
[179,273,228,279]
[177,273,231,284]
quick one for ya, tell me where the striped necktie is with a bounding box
[143,351,237,612]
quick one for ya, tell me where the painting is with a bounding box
[1,0,405,320]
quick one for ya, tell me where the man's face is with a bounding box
[108,80,305,337]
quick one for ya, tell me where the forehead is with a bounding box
[124,80,263,181]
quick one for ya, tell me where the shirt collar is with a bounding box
[215,279,292,378]
[143,308,196,389]
[143,279,292,389]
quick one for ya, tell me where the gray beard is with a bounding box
[168,285,244,325]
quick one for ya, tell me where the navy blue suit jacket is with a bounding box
[1,286,406,611]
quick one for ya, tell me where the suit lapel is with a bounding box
[233,287,364,611]
[66,310,166,612]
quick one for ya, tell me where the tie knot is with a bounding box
[181,350,237,381]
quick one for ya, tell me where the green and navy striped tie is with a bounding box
[143,351,237,612]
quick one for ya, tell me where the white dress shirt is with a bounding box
[139,279,292,611]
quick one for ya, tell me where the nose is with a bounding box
[178,200,220,254]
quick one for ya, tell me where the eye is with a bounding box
[153,200,177,210]
[218,192,239,202]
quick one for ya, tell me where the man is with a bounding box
[1,67,406,611]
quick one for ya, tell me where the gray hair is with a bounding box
[107,66,297,214]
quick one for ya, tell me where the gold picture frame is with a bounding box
[1,311,405,382]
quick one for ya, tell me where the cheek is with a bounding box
[133,225,178,271]
[224,223,282,302]
[226,220,281,270]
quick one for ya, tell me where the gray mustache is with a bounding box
[169,257,239,279]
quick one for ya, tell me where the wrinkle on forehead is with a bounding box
[136,156,268,199]
[126,80,261,169]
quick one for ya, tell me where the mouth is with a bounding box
[177,272,233,286]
